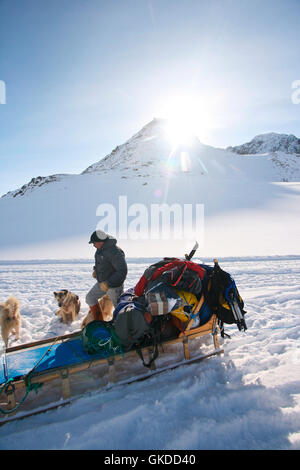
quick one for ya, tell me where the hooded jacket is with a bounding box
[94,237,127,288]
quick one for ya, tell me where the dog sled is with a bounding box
[0,314,222,424]
[0,254,247,424]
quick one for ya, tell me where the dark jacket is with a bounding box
[94,237,127,288]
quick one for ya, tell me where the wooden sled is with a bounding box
[0,302,223,423]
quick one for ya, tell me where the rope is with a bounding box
[180,292,195,318]
[0,377,43,415]
[0,335,61,415]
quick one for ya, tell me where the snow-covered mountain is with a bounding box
[81,118,210,177]
[0,119,300,259]
[227,132,300,155]
[81,121,300,183]
[2,120,300,201]
[3,174,72,199]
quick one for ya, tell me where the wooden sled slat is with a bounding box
[5,331,81,354]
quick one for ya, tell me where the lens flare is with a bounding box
[158,93,217,148]
[164,118,196,147]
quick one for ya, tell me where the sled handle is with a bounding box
[185,241,199,261]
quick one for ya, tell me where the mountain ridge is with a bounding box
[2,120,300,198]
[0,117,300,259]
[227,132,300,155]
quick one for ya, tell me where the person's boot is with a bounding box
[90,303,103,321]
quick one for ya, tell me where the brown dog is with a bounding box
[54,290,81,324]
[81,294,114,329]
[0,296,21,347]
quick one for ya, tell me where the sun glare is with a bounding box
[159,94,216,148]
[165,118,195,147]
[160,96,201,146]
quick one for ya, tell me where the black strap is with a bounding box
[136,331,159,368]
[219,321,231,339]
[136,345,158,368]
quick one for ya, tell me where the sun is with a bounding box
[158,94,215,148]
[164,118,195,147]
[159,95,202,147]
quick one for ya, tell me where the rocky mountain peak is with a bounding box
[227,132,300,155]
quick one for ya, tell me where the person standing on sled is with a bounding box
[86,230,127,321]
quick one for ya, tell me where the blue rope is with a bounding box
[0,335,62,415]
[180,292,198,319]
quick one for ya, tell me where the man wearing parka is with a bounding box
[86,230,127,321]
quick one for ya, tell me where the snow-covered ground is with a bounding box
[0,257,299,450]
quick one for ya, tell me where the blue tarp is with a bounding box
[1,337,108,385]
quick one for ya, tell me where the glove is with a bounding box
[92,267,97,279]
[100,281,109,292]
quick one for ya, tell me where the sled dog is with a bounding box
[54,289,81,323]
[0,296,21,347]
[81,294,114,329]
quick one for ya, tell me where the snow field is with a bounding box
[0,257,299,449]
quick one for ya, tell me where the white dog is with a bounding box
[0,296,21,347]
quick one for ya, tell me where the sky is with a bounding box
[0,0,300,197]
